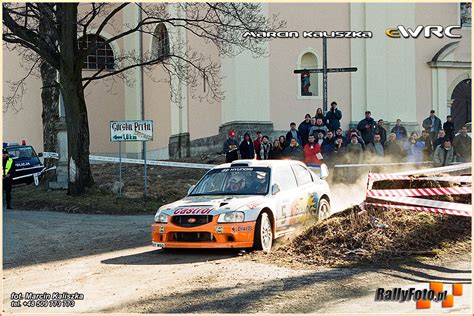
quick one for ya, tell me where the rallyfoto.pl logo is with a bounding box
[375,282,463,309]
[385,25,462,38]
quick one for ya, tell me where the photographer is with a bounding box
[325,101,342,132]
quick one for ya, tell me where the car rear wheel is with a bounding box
[317,198,331,220]
[254,212,273,253]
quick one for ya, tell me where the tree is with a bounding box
[3,3,284,195]
[39,7,60,185]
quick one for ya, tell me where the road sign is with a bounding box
[110,120,153,142]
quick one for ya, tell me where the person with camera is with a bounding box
[325,101,342,132]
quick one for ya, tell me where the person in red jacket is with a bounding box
[303,135,322,167]
[253,131,263,160]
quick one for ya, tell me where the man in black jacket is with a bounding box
[283,138,304,161]
[239,132,256,159]
[374,119,387,144]
[286,122,302,146]
[223,130,239,162]
[357,111,376,144]
[325,101,342,132]
[298,114,312,147]
[443,115,456,141]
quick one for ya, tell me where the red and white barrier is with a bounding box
[369,195,472,213]
[368,173,472,183]
[365,165,472,217]
[388,162,471,176]
[365,203,471,217]
[367,186,471,198]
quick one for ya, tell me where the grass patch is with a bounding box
[13,185,160,215]
[11,162,209,215]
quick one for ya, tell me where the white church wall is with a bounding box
[185,19,222,141]
[143,24,172,156]
[352,3,417,124]
[221,4,271,125]
[269,3,352,131]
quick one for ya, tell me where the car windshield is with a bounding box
[7,146,37,159]
[190,167,271,196]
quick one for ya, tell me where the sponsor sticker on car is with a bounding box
[173,207,213,215]
[231,226,254,233]
[152,242,165,248]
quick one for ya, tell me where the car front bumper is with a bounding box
[151,218,256,249]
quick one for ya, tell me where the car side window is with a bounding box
[272,165,298,191]
[292,164,313,186]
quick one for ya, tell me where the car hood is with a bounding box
[159,195,266,216]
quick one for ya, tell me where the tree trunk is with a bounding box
[58,3,94,195]
[38,5,60,187]
[60,73,94,195]
[40,61,60,186]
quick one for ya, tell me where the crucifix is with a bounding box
[293,38,357,112]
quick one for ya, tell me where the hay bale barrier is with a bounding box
[272,175,471,267]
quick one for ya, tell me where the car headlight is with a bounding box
[154,211,168,223]
[217,211,245,223]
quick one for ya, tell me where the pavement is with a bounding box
[2,209,472,314]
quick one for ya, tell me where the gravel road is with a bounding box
[3,209,472,313]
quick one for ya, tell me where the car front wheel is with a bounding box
[254,212,273,253]
[317,198,331,220]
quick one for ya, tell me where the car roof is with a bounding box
[6,145,34,149]
[213,159,307,170]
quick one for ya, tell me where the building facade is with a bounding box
[3,3,471,159]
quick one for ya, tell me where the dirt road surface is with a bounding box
[3,209,472,313]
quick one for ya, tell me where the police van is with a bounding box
[4,142,45,185]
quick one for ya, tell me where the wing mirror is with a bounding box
[38,152,43,157]
[271,183,281,195]
[187,185,195,195]
[320,163,329,180]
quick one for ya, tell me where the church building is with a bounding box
[3,3,471,159]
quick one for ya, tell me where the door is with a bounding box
[451,79,472,131]
[271,164,300,232]
[291,164,317,224]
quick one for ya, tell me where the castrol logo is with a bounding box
[173,207,213,215]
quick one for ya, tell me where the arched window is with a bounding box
[300,52,318,97]
[152,23,170,60]
[79,35,115,70]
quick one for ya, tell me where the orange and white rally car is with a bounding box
[151,159,331,252]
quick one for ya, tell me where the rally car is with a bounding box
[4,143,44,185]
[151,159,331,252]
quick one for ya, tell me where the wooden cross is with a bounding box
[293,38,357,112]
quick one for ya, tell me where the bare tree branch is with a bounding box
[3,4,60,68]
[3,55,41,112]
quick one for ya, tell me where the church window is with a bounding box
[79,35,115,70]
[152,23,170,60]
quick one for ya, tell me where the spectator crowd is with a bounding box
[223,102,471,174]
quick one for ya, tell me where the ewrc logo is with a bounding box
[374,282,464,309]
[385,25,462,38]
